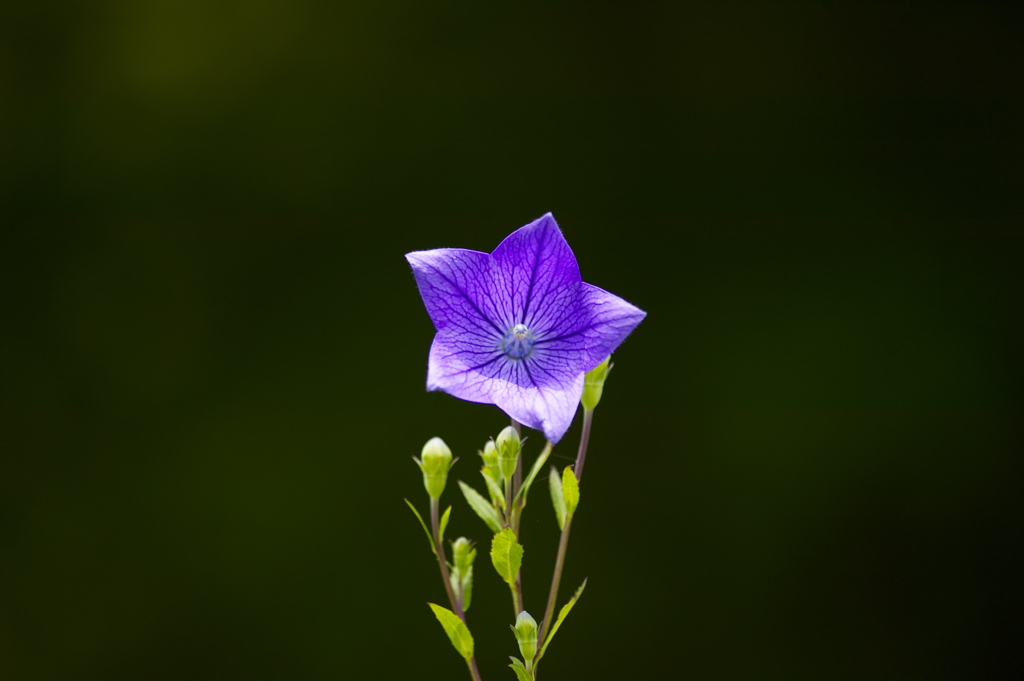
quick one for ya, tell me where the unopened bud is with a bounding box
[581,356,613,410]
[480,440,501,482]
[513,610,539,663]
[452,537,477,575]
[496,426,521,480]
[415,437,453,498]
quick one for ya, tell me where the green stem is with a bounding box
[538,514,572,651]
[504,476,513,527]
[573,408,594,481]
[514,571,525,619]
[510,418,525,616]
[431,498,482,681]
[538,408,595,651]
[512,418,524,492]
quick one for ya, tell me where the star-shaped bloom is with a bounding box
[406,213,646,443]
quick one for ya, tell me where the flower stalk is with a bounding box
[538,406,594,649]
[539,513,573,654]
[573,407,595,481]
[431,497,482,681]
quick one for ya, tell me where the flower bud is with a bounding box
[512,610,539,663]
[479,440,501,482]
[416,437,453,498]
[496,426,521,480]
[452,537,477,575]
[581,356,613,410]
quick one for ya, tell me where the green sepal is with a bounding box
[538,578,587,661]
[483,470,506,508]
[548,466,566,531]
[508,660,533,681]
[404,498,436,556]
[458,481,503,534]
[513,441,552,507]
[462,565,474,611]
[490,527,524,586]
[439,505,452,542]
[561,466,580,517]
[428,603,475,659]
[448,563,474,612]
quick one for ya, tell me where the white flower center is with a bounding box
[502,324,535,359]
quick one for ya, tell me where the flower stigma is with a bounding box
[502,323,535,360]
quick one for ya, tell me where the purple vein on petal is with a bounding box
[428,266,503,336]
[519,222,548,324]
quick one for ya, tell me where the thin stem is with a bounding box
[573,408,594,481]
[512,418,524,493]
[504,466,525,617]
[514,569,525,618]
[431,498,482,681]
[504,477,513,528]
[510,417,525,615]
[430,497,462,617]
[538,409,595,651]
[538,514,573,648]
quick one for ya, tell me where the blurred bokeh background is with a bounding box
[2,2,1021,679]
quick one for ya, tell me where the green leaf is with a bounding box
[561,466,579,516]
[490,527,524,586]
[538,578,587,660]
[508,662,533,681]
[547,466,566,531]
[428,603,475,659]
[508,657,532,681]
[514,441,552,507]
[439,505,452,542]
[483,471,506,508]
[405,498,436,555]
[459,480,502,534]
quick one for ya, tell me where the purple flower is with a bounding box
[405,214,646,443]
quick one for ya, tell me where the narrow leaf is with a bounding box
[508,663,533,681]
[483,471,506,508]
[490,528,524,586]
[538,578,587,660]
[405,498,436,555]
[439,505,452,541]
[428,603,475,659]
[561,466,580,516]
[459,480,502,534]
[514,441,552,507]
[548,466,566,531]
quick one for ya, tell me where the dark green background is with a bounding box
[2,2,1021,680]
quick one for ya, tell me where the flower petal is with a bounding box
[406,248,506,338]
[490,213,581,329]
[534,283,647,370]
[493,367,583,444]
[427,331,583,443]
[408,213,646,443]
[426,333,505,403]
